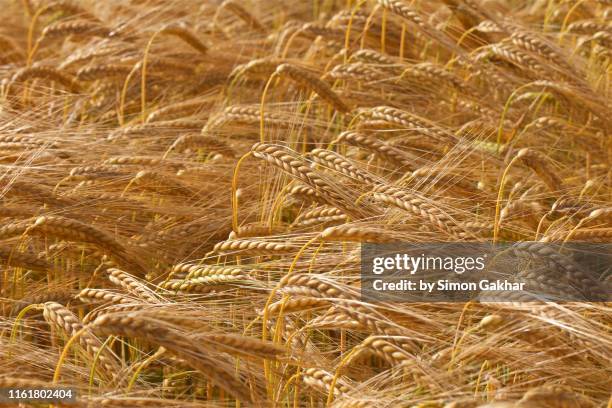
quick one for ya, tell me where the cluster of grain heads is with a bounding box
[0,0,610,406]
[274,63,351,113]
[0,215,145,274]
[88,313,256,403]
[42,302,121,378]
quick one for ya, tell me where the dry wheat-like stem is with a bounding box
[372,184,469,238]
[499,198,543,229]
[310,148,377,184]
[34,0,97,21]
[478,41,550,78]
[8,291,74,316]
[298,22,346,42]
[302,367,351,396]
[275,63,350,113]
[0,377,57,388]
[251,143,372,218]
[42,302,120,376]
[0,215,143,274]
[294,206,347,228]
[229,57,284,81]
[0,134,57,146]
[511,241,607,300]
[110,120,207,140]
[328,63,386,82]
[147,99,212,122]
[1,182,73,207]
[279,273,357,300]
[517,385,595,408]
[287,183,325,204]
[167,134,236,157]
[205,105,292,130]
[308,309,375,331]
[0,34,23,61]
[195,332,283,359]
[376,0,462,53]
[321,224,397,243]
[38,20,110,43]
[76,64,132,81]
[213,238,301,255]
[351,49,398,65]
[8,66,81,94]
[567,21,610,35]
[527,80,610,127]
[76,288,132,305]
[348,336,413,366]
[157,24,208,55]
[409,166,480,195]
[402,62,466,90]
[178,274,249,286]
[335,131,420,169]
[338,303,408,337]
[170,263,245,279]
[357,106,457,144]
[0,247,51,272]
[107,268,159,302]
[129,170,194,196]
[67,165,121,180]
[89,313,255,403]
[0,0,610,405]
[160,280,228,294]
[542,228,612,243]
[510,31,575,75]
[231,224,287,238]
[0,205,37,218]
[82,304,142,325]
[103,156,166,167]
[265,296,329,315]
[516,148,563,192]
[217,0,265,33]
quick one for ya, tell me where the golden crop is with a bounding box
[0,0,610,407]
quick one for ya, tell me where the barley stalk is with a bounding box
[90,313,256,403]
[43,302,121,377]
[275,63,350,113]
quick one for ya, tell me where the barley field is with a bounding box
[0,0,610,407]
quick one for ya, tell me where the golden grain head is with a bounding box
[0,0,609,406]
